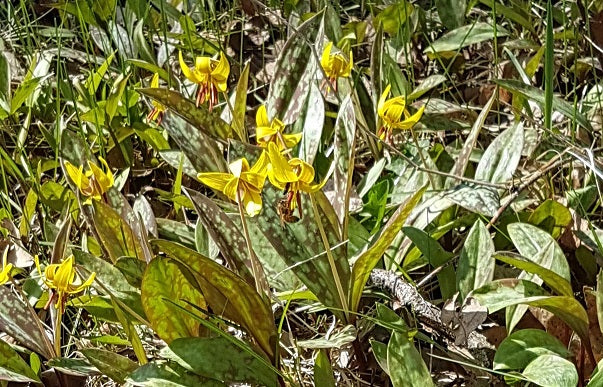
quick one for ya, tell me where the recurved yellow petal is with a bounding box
[0,263,13,285]
[197,172,234,194]
[179,51,201,84]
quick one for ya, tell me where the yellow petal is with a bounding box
[0,263,13,285]
[198,172,234,194]
[282,132,302,149]
[212,52,230,83]
[250,150,270,175]
[179,51,201,84]
[344,50,353,76]
[65,161,90,193]
[151,73,160,88]
[223,176,240,202]
[195,56,213,73]
[394,105,425,130]
[377,84,391,117]
[242,187,263,217]
[241,171,266,191]
[321,42,334,72]
[256,105,270,128]
[228,158,250,177]
[266,143,298,185]
[89,157,114,194]
[55,256,76,293]
[68,272,96,294]
[290,159,316,184]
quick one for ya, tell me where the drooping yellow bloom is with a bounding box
[377,84,426,142]
[178,51,230,111]
[255,105,302,150]
[34,255,96,311]
[0,263,13,285]
[64,157,114,203]
[266,143,325,218]
[320,41,353,91]
[147,73,165,125]
[198,152,269,217]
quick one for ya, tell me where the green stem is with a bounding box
[54,305,62,357]
[236,189,270,297]
[309,194,349,322]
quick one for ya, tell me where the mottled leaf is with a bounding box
[126,361,224,386]
[493,329,571,370]
[522,354,578,387]
[91,200,146,263]
[332,95,356,233]
[435,0,465,29]
[495,254,572,297]
[266,12,321,123]
[161,337,276,386]
[141,257,207,343]
[528,199,572,239]
[0,286,54,359]
[138,88,231,139]
[314,349,336,387]
[475,122,524,184]
[425,22,509,53]
[387,331,433,387]
[350,186,426,312]
[81,349,138,385]
[151,240,277,359]
[0,339,41,383]
[446,183,500,217]
[457,220,495,300]
[46,357,99,376]
[297,83,324,165]
[133,195,158,238]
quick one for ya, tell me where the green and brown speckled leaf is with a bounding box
[151,240,277,360]
[81,348,138,385]
[350,186,427,313]
[265,12,321,124]
[0,286,54,359]
[184,189,254,286]
[91,200,146,263]
[161,111,227,174]
[0,339,42,383]
[161,337,277,386]
[141,257,207,343]
[138,88,232,140]
[126,361,224,386]
[332,95,357,236]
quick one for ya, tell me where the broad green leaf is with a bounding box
[141,257,207,343]
[475,122,524,184]
[73,250,138,295]
[81,349,138,385]
[138,88,231,140]
[588,359,603,386]
[493,329,571,370]
[407,74,447,101]
[375,1,415,35]
[315,349,336,387]
[495,254,572,297]
[106,72,129,121]
[230,62,249,141]
[0,286,55,359]
[528,199,572,239]
[350,186,426,312]
[445,183,500,217]
[157,217,197,250]
[151,240,277,359]
[479,0,534,33]
[161,337,276,386]
[126,361,224,386]
[387,331,433,387]
[457,220,495,300]
[402,227,455,299]
[46,357,98,377]
[266,11,322,123]
[333,95,356,234]
[522,354,578,387]
[85,52,114,96]
[185,189,254,286]
[435,0,465,29]
[0,339,41,383]
[495,79,593,131]
[160,111,227,174]
[425,22,509,53]
[91,200,146,263]
[471,279,589,345]
[506,222,571,331]
[370,339,389,375]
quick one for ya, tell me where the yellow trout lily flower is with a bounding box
[64,157,114,203]
[256,105,302,150]
[377,84,426,142]
[179,51,230,111]
[147,73,166,125]
[0,263,13,285]
[198,152,269,217]
[320,41,353,91]
[266,143,325,218]
[34,255,95,312]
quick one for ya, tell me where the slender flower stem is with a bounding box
[309,193,349,323]
[236,189,270,296]
[54,304,62,357]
